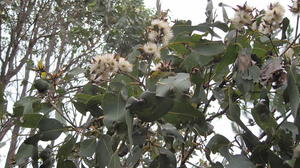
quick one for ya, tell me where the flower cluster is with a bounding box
[259,2,285,34]
[89,54,133,81]
[290,0,300,14]
[231,3,255,29]
[139,15,173,60]
[148,18,174,46]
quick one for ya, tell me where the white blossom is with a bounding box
[259,2,285,34]
[118,57,133,72]
[148,31,159,42]
[231,3,254,29]
[142,42,159,54]
[290,0,300,14]
[89,54,119,81]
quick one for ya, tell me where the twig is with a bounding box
[51,102,77,128]
[281,33,300,57]
[206,105,229,122]
[120,71,146,89]
[180,135,198,168]
[259,112,292,139]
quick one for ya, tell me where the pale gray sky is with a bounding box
[144,0,294,25]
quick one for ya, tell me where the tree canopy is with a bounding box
[1,0,300,168]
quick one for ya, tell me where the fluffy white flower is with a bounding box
[231,4,254,29]
[142,42,161,58]
[151,19,162,26]
[290,0,300,14]
[259,2,285,34]
[232,10,253,29]
[118,58,133,72]
[142,42,159,54]
[148,31,159,41]
[162,29,174,46]
[89,53,119,81]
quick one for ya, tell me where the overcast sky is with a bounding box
[144,0,294,25]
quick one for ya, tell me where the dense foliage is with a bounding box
[2,0,300,168]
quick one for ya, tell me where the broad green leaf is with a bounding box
[33,79,50,93]
[38,118,63,141]
[108,154,122,168]
[57,136,76,159]
[192,40,224,56]
[96,135,121,168]
[125,109,133,148]
[149,148,176,168]
[227,155,255,168]
[17,113,43,128]
[206,134,230,154]
[72,93,103,117]
[78,138,96,157]
[127,91,174,122]
[102,92,126,128]
[287,65,300,117]
[13,96,41,117]
[275,129,293,158]
[251,102,277,135]
[193,122,214,136]
[15,143,34,165]
[216,43,239,75]
[163,97,204,127]
[59,160,77,168]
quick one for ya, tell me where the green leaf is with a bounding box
[57,136,76,159]
[227,155,255,168]
[15,143,34,165]
[38,118,63,141]
[227,92,240,122]
[251,102,277,135]
[72,93,103,117]
[192,40,224,56]
[149,148,176,168]
[125,109,133,148]
[61,160,77,168]
[17,113,43,128]
[156,73,191,97]
[163,97,204,127]
[127,91,174,122]
[96,135,121,168]
[206,134,230,154]
[33,79,50,93]
[102,92,126,128]
[216,43,239,75]
[13,96,41,117]
[78,138,96,157]
[287,65,300,117]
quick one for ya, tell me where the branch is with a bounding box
[180,135,198,168]
[206,105,229,122]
